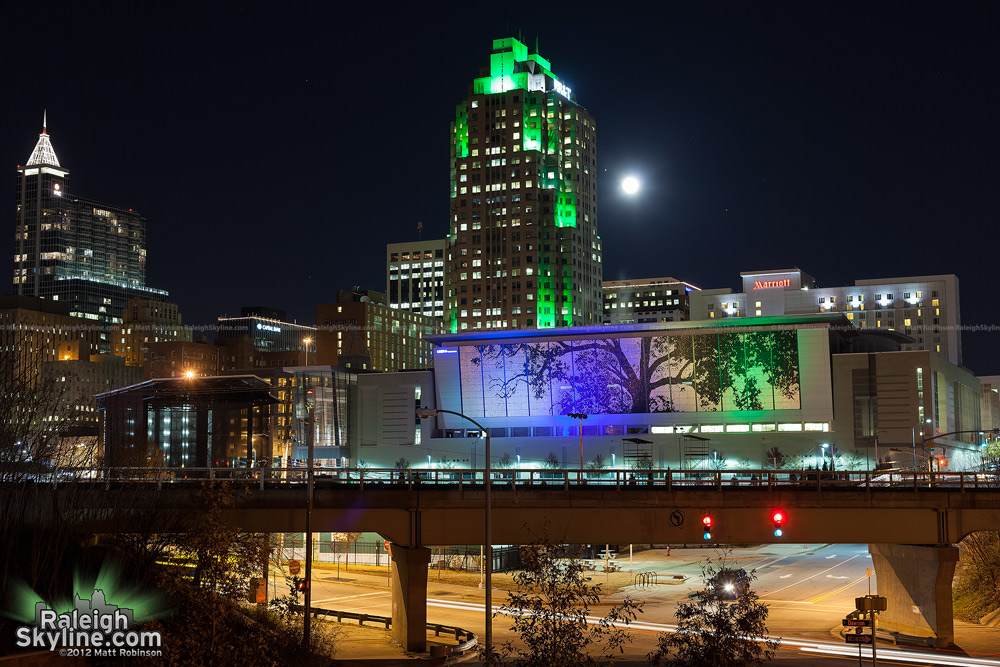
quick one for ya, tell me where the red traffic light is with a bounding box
[295,579,310,592]
[771,510,786,537]
[701,514,714,540]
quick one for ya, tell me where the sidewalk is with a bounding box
[301,566,480,663]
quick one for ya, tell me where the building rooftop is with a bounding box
[25,112,60,167]
[427,313,850,345]
[96,374,278,400]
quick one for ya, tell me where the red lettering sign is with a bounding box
[752,279,790,290]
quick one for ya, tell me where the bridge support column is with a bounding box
[389,543,430,652]
[869,543,959,647]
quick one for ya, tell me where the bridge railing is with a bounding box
[21,467,1000,491]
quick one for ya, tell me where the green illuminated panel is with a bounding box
[493,37,528,62]
[527,53,552,71]
[523,96,542,152]
[454,104,469,159]
[561,264,573,327]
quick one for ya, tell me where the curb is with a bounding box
[836,624,939,648]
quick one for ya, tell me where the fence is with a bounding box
[276,538,522,572]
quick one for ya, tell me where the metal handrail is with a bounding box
[9,466,999,491]
[293,604,477,654]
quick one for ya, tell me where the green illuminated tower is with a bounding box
[446,37,601,332]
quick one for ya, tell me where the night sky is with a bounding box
[4,3,998,370]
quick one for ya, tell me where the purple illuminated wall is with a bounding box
[457,330,801,418]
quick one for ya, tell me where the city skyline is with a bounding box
[2,3,996,370]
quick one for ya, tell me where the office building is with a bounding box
[221,366,298,466]
[603,277,700,324]
[832,351,981,470]
[978,375,1000,439]
[316,288,445,371]
[98,375,278,468]
[216,306,316,370]
[14,115,169,349]
[446,37,602,332]
[690,268,962,365]
[46,354,141,434]
[0,296,139,438]
[144,340,221,379]
[113,298,192,367]
[387,239,446,318]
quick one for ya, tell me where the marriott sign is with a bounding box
[752,279,791,290]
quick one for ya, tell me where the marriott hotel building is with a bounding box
[689,268,961,366]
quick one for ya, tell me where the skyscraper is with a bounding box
[386,238,446,318]
[446,38,601,332]
[14,114,168,349]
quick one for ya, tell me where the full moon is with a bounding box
[621,176,640,195]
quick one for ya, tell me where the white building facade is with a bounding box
[690,268,962,366]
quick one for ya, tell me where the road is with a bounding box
[288,543,1000,665]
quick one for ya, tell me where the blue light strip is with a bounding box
[425,313,847,347]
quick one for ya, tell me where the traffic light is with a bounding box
[295,578,310,592]
[771,510,785,538]
[702,514,714,540]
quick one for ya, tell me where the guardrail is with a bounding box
[295,604,477,656]
[7,467,1000,492]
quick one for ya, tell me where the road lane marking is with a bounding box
[759,554,859,597]
[779,574,793,579]
[809,574,869,603]
[427,599,1000,666]
[312,591,387,604]
[801,645,1000,666]
[826,575,850,579]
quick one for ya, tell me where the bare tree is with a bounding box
[649,554,779,666]
[487,541,642,666]
[330,532,363,571]
[954,531,1000,622]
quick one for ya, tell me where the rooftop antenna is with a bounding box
[417,221,423,240]
[42,109,47,134]
[535,35,539,54]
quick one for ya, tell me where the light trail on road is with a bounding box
[427,599,1000,666]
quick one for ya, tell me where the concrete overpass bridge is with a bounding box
[6,467,1000,650]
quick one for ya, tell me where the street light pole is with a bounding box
[303,403,314,648]
[416,407,492,656]
[912,418,931,471]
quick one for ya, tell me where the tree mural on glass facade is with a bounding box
[459,329,800,418]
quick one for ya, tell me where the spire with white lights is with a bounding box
[26,110,61,167]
